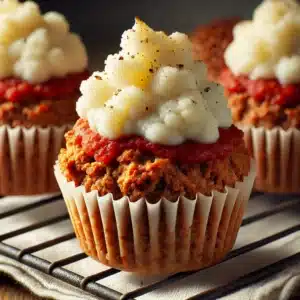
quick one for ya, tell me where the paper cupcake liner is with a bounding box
[0,125,71,195]
[241,125,300,194]
[54,161,255,275]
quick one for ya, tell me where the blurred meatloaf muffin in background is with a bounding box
[0,0,89,195]
[220,0,300,193]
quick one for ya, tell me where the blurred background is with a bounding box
[36,0,262,69]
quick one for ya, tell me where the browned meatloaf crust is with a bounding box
[58,126,251,203]
[192,18,240,82]
[227,91,300,129]
[0,94,79,127]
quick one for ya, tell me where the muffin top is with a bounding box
[0,0,88,83]
[225,0,300,84]
[77,18,233,146]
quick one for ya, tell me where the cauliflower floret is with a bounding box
[168,32,194,69]
[144,122,184,145]
[8,38,24,60]
[120,18,166,62]
[15,59,50,83]
[225,37,270,75]
[276,56,300,84]
[22,28,49,59]
[12,1,44,39]
[48,48,66,77]
[77,73,114,118]
[106,86,150,119]
[105,53,155,89]
[152,66,197,98]
[62,33,88,73]
[44,12,69,45]
[87,107,126,140]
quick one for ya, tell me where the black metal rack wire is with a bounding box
[0,193,300,300]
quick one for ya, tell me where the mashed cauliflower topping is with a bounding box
[0,0,87,83]
[225,0,300,84]
[77,19,232,145]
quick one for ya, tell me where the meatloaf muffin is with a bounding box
[220,0,300,193]
[0,0,89,195]
[55,19,255,275]
[191,18,240,82]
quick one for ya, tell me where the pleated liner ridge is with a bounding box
[54,161,255,275]
[242,126,300,193]
[0,125,71,195]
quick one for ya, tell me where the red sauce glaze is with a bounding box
[0,70,89,103]
[220,68,300,106]
[74,119,245,165]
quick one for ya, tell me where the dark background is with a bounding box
[36,0,262,69]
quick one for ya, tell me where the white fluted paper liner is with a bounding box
[241,125,300,193]
[54,161,255,275]
[0,125,71,195]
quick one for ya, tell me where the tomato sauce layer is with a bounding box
[0,70,89,103]
[220,68,300,106]
[74,118,244,165]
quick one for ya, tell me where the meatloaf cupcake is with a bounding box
[0,0,89,195]
[192,17,240,82]
[218,0,300,193]
[55,18,255,275]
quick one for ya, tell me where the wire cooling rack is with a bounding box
[0,193,300,300]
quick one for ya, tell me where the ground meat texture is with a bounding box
[191,18,240,82]
[0,93,79,127]
[58,128,251,203]
[0,71,88,127]
[227,91,300,129]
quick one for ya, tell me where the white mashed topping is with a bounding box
[0,0,88,83]
[77,18,232,145]
[225,0,300,84]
